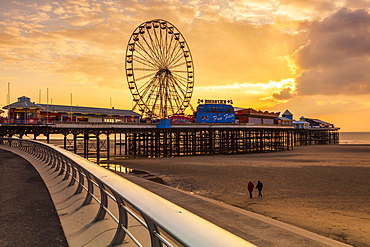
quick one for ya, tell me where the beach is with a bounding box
[106,144,370,247]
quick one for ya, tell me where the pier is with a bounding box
[0,123,339,161]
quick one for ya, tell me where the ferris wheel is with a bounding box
[125,19,194,119]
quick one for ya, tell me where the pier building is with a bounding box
[235,108,280,125]
[2,96,141,124]
[2,96,42,124]
[196,103,235,123]
[276,110,294,126]
[300,116,336,128]
[0,109,5,122]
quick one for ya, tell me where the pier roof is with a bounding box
[277,116,292,121]
[2,96,141,117]
[38,104,141,117]
[3,96,43,109]
[282,109,292,116]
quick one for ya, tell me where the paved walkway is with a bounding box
[0,149,69,247]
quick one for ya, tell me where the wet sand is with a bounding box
[105,145,370,247]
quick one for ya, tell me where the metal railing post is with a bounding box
[74,166,85,195]
[58,159,66,176]
[93,180,108,222]
[143,215,162,247]
[109,191,128,246]
[68,161,77,187]
[81,169,93,206]
[62,159,71,181]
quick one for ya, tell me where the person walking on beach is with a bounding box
[256,180,263,197]
[247,181,254,198]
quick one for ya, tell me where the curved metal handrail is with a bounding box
[0,137,254,247]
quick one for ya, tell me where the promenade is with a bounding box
[0,147,352,247]
[0,149,68,246]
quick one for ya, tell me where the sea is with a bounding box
[339,132,370,144]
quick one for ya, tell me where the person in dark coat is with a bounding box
[256,180,263,197]
[247,181,254,198]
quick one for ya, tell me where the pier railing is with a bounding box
[0,138,252,247]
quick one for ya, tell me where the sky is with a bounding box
[1,0,370,131]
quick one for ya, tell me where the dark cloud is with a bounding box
[344,0,370,9]
[294,8,370,95]
[273,88,294,100]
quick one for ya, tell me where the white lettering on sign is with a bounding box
[198,99,233,104]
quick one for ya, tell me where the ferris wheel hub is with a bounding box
[156,69,171,77]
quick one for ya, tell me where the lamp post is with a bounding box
[46,88,49,124]
[70,93,73,121]
[7,82,10,105]
[6,82,10,123]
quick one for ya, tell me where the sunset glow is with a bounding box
[1,0,370,131]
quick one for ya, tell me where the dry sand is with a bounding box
[106,144,370,247]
